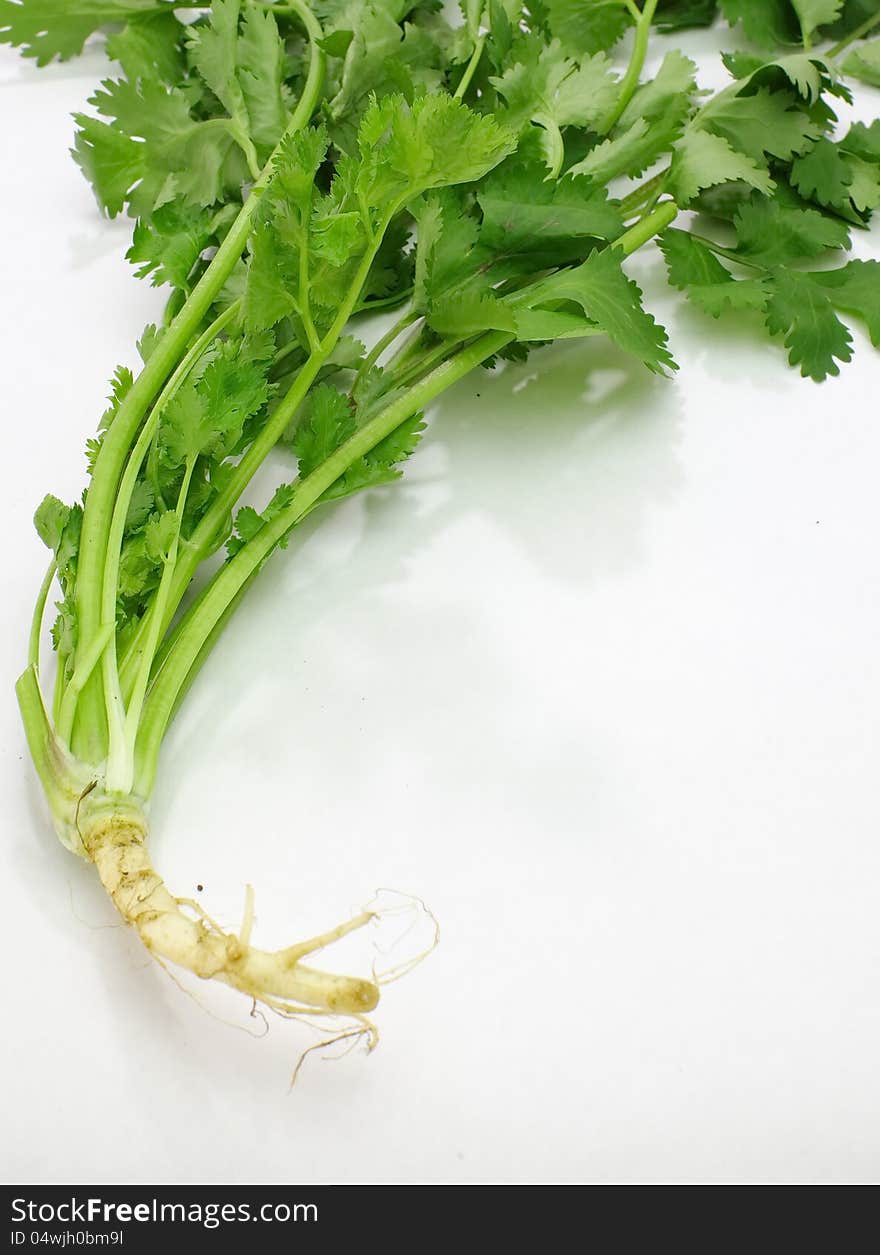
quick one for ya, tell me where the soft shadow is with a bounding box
[156,336,685,778]
[258,334,685,598]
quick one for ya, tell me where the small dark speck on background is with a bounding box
[197,884,204,892]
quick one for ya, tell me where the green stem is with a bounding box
[383,319,428,377]
[687,232,765,271]
[612,200,678,254]
[298,187,320,352]
[52,651,70,726]
[29,561,56,673]
[540,116,566,181]
[57,625,115,746]
[90,303,240,761]
[454,30,487,101]
[599,0,659,135]
[619,168,670,218]
[393,335,460,391]
[352,310,418,395]
[16,665,93,852]
[356,286,414,315]
[68,0,326,764]
[114,458,198,793]
[828,10,880,58]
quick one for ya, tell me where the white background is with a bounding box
[2,26,879,1186]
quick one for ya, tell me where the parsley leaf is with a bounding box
[671,126,775,203]
[732,194,850,267]
[542,0,633,57]
[519,249,678,375]
[764,268,853,380]
[719,0,800,48]
[491,37,618,173]
[791,0,844,43]
[0,0,172,65]
[843,41,880,89]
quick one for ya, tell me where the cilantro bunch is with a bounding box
[4,0,880,1040]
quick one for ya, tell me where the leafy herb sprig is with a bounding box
[5,0,880,1045]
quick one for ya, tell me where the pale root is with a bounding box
[79,805,380,1016]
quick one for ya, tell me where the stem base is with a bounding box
[78,791,380,1017]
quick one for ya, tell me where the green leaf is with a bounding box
[357,93,515,206]
[243,217,299,334]
[411,190,482,311]
[699,88,822,165]
[157,340,269,471]
[567,49,698,184]
[144,510,179,563]
[671,126,775,204]
[226,505,263,558]
[237,2,288,152]
[512,307,601,341]
[791,0,844,43]
[842,40,880,89]
[840,120,880,164]
[124,480,156,534]
[34,495,71,552]
[326,414,427,502]
[243,124,375,338]
[721,50,766,80]
[569,116,676,184]
[0,0,168,65]
[272,126,331,211]
[810,260,880,346]
[105,12,184,84]
[227,483,298,558]
[428,292,517,337]
[138,323,164,364]
[521,248,677,374]
[845,157,880,214]
[733,195,850,266]
[127,201,217,291]
[617,49,698,132]
[55,503,83,590]
[719,0,799,48]
[659,228,770,318]
[490,37,618,170]
[310,210,365,265]
[790,137,853,208]
[368,412,426,468]
[478,162,623,262]
[159,384,211,467]
[655,0,719,32]
[293,385,357,478]
[74,76,243,216]
[100,364,134,434]
[543,0,633,57]
[325,0,406,125]
[482,0,516,73]
[687,277,771,318]
[413,94,517,189]
[187,0,249,133]
[764,269,853,380]
[660,229,734,291]
[194,348,270,456]
[72,115,143,218]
